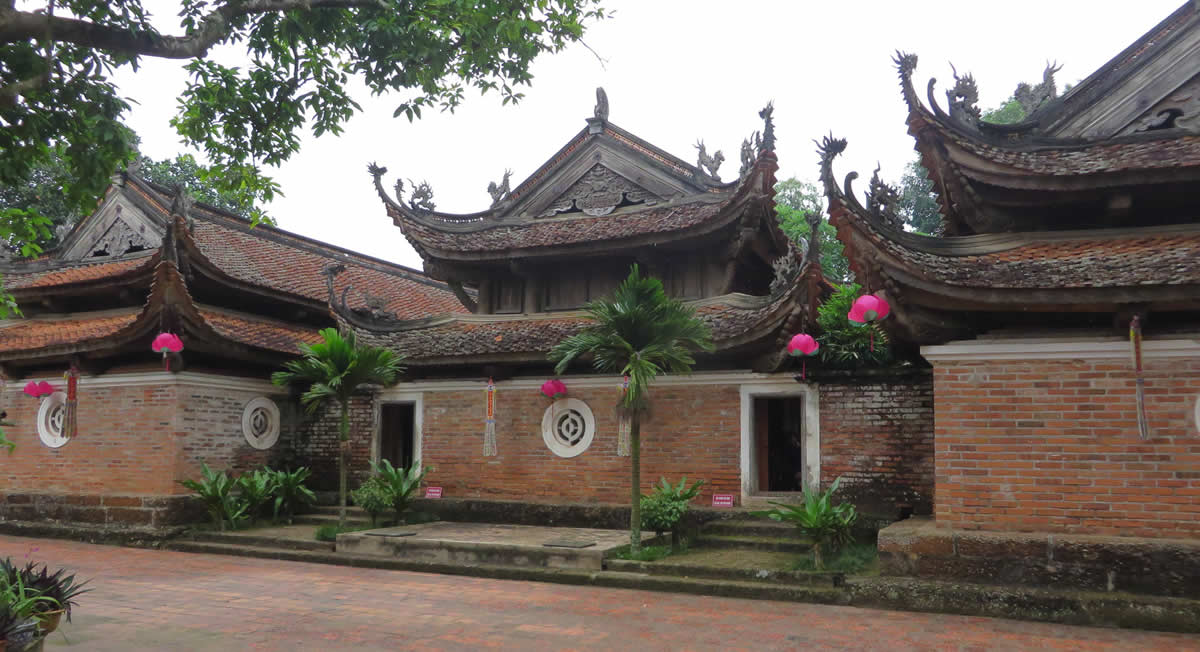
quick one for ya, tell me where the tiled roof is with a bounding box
[0,311,140,352]
[359,291,796,363]
[187,217,466,319]
[3,256,154,291]
[938,125,1200,179]
[399,197,729,254]
[197,308,324,355]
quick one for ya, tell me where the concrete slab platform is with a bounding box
[336,521,655,570]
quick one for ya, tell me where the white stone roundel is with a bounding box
[242,397,281,450]
[541,398,595,458]
[36,391,69,448]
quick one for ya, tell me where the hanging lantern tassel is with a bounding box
[616,375,631,457]
[64,365,79,440]
[1130,316,1150,440]
[483,377,497,456]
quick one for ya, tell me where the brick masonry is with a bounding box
[312,376,935,512]
[932,355,1200,538]
[818,371,934,517]
[0,374,289,525]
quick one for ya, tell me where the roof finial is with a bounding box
[758,102,776,152]
[594,87,610,122]
[694,140,724,181]
[487,169,512,207]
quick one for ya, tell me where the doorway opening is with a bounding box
[379,403,416,470]
[753,396,806,492]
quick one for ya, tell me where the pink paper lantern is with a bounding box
[540,379,568,400]
[152,332,184,354]
[23,381,55,398]
[848,294,890,324]
[787,333,819,357]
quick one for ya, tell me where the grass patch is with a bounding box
[314,524,374,542]
[612,545,674,562]
[790,543,878,574]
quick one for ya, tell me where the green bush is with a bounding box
[372,459,429,523]
[754,476,858,570]
[236,469,276,525]
[314,524,372,542]
[270,467,316,524]
[180,464,246,531]
[351,477,392,526]
[790,542,877,574]
[816,283,891,368]
[640,476,704,550]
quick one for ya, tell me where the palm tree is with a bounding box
[549,265,713,551]
[272,327,404,528]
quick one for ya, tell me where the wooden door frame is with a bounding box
[372,391,423,469]
[739,382,820,501]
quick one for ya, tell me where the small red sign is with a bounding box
[712,493,734,508]
[425,486,443,499]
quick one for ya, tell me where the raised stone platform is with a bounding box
[336,521,656,570]
[879,517,1200,598]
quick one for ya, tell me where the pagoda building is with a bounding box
[0,170,463,526]
[349,93,934,512]
[821,1,1200,593]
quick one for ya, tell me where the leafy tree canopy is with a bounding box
[773,178,850,283]
[896,160,940,235]
[0,0,607,230]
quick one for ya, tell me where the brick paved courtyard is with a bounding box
[3,535,1196,651]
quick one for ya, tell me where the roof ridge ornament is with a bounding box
[594,87,609,122]
[739,133,760,180]
[694,140,724,181]
[407,179,436,212]
[946,63,982,128]
[866,164,904,230]
[488,169,512,207]
[759,102,776,152]
[1014,60,1062,116]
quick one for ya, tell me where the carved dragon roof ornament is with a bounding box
[946,64,982,128]
[1014,61,1062,116]
[594,87,609,122]
[487,169,512,207]
[739,134,759,180]
[694,140,724,181]
[758,102,776,152]
[408,179,435,212]
[866,164,904,230]
[769,241,801,297]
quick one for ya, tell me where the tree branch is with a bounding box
[0,0,385,60]
[0,73,47,108]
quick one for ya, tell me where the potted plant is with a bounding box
[0,570,58,652]
[20,563,89,635]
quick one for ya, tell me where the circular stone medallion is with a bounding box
[36,391,70,449]
[541,398,596,458]
[242,397,281,450]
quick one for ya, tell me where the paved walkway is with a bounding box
[3,535,1196,651]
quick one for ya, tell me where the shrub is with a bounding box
[351,477,392,526]
[640,476,704,550]
[15,562,90,623]
[816,283,891,368]
[371,459,429,524]
[269,467,317,524]
[754,476,857,570]
[179,464,245,531]
[236,469,277,525]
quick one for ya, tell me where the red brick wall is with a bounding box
[1,376,287,498]
[819,371,935,517]
[420,384,741,504]
[293,394,375,492]
[933,357,1200,538]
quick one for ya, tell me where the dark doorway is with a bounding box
[754,397,805,492]
[379,403,415,470]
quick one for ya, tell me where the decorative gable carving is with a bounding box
[1121,72,1200,135]
[89,214,155,257]
[537,164,661,218]
[60,190,165,261]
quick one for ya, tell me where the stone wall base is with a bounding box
[0,492,203,528]
[879,517,1200,599]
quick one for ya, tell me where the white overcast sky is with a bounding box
[113,0,1184,270]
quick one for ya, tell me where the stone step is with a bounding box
[308,505,371,517]
[701,519,807,539]
[604,558,843,587]
[188,530,333,552]
[695,534,813,553]
[293,513,377,527]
